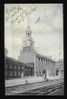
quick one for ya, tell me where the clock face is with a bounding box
[26,40,31,46]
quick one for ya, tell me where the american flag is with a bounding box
[35,16,40,24]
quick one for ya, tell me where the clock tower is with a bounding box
[18,25,35,64]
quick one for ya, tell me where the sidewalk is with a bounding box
[5,78,64,95]
[5,76,45,87]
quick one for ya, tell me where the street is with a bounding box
[5,78,64,95]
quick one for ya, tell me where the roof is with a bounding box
[5,56,34,67]
[5,56,25,65]
[35,52,56,63]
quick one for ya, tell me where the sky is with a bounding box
[5,4,63,61]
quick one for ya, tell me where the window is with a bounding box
[38,57,40,61]
[9,65,12,69]
[42,58,44,64]
[14,65,16,69]
[42,59,44,64]
[18,66,20,70]
[14,71,17,76]
[9,72,13,76]
[7,64,9,70]
[22,66,24,70]
[41,58,42,64]
[45,59,46,64]
[18,71,21,76]
[20,66,22,70]
[56,69,59,75]
[40,58,41,62]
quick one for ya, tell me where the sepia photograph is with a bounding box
[4,4,64,95]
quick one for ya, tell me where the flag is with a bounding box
[35,16,40,24]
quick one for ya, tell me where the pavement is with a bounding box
[5,78,64,95]
[21,81,64,95]
[5,76,45,87]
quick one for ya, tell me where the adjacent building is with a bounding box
[5,57,34,80]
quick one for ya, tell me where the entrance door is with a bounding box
[24,65,34,77]
[42,70,47,79]
[56,69,59,76]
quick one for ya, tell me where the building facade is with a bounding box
[18,25,57,78]
[5,57,34,80]
[55,60,64,78]
[5,26,60,80]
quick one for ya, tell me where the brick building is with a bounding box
[5,57,34,80]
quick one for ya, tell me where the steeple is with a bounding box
[26,25,32,38]
[24,25,33,47]
[18,25,35,63]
